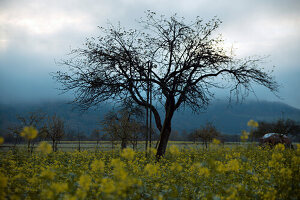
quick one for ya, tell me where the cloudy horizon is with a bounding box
[0,0,299,108]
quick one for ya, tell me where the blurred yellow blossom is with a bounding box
[91,159,105,173]
[169,145,180,155]
[40,169,55,180]
[121,148,136,160]
[275,143,285,151]
[271,152,283,161]
[144,163,159,176]
[50,182,68,193]
[0,137,4,145]
[240,130,249,141]
[111,158,125,168]
[0,173,8,188]
[113,167,128,180]
[101,178,115,194]
[212,138,221,145]
[247,120,258,128]
[78,174,91,190]
[263,189,277,200]
[20,126,38,140]
[37,141,52,154]
[76,188,87,199]
[198,167,210,177]
[280,168,292,179]
[41,189,54,199]
[170,162,183,172]
[149,147,157,155]
[226,159,240,172]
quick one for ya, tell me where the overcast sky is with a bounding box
[0,0,299,108]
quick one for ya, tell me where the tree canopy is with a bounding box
[53,11,278,157]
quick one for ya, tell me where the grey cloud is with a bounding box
[0,0,299,108]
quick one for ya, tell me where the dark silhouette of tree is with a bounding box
[194,123,220,148]
[45,114,65,152]
[253,119,300,140]
[188,130,199,143]
[100,100,144,149]
[7,111,46,151]
[90,129,101,145]
[53,12,278,158]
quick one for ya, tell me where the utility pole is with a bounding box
[145,61,153,152]
[149,62,152,149]
[145,61,150,153]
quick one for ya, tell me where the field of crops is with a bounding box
[0,142,299,200]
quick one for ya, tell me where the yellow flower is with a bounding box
[91,159,105,173]
[157,194,163,200]
[274,143,285,151]
[20,126,38,140]
[215,161,226,173]
[113,167,128,180]
[101,178,115,194]
[78,174,91,191]
[279,168,292,179]
[169,145,180,155]
[50,182,68,193]
[0,137,4,145]
[212,138,221,145]
[37,141,52,154]
[292,156,300,166]
[263,189,277,200]
[144,163,159,176]
[170,162,183,172]
[121,148,136,160]
[149,147,157,156]
[240,130,249,141]
[226,186,238,200]
[0,173,8,188]
[111,158,124,168]
[41,189,54,199]
[40,169,55,180]
[76,188,87,199]
[271,152,283,161]
[247,119,258,128]
[226,159,240,172]
[198,167,210,177]
[63,195,77,200]
[296,144,300,153]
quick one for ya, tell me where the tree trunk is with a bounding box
[52,139,55,152]
[27,141,30,153]
[121,138,127,149]
[156,109,174,159]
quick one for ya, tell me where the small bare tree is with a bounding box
[196,123,220,149]
[7,111,46,151]
[101,109,142,149]
[91,129,101,145]
[45,114,65,152]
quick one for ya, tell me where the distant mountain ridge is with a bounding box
[0,100,300,135]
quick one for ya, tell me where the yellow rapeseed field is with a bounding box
[0,142,299,199]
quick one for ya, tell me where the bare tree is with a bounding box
[90,129,101,145]
[45,114,65,152]
[196,123,220,149]
[53,12,278,158]
[101,108,142,149]
[254,119,300,140]
[7,111,46,150]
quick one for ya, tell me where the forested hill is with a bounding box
[1,100,300,135]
